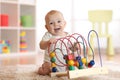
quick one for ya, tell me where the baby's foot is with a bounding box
[38,67,45,75]
[38,62,51,75]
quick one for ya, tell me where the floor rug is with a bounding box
[0,64,120,80]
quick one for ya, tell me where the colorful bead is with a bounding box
[78,61,83,66]
[89,60,95,66]
[74,60,79,67]
[78,66,84,69]
[88,63,92,68]
[67,54,74,60]
[69,66,75,70]
[76,56,81,61]
[68,60,74,66]
[63,55,67,59]
[88,60,95,68]
[50,52,55,58]
[52,67,57,72]
[65,60,68,64]
[51,57,56,62]
[51,63,56,67]
[82,58,87,64]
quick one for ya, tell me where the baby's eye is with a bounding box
[49,22,53,25]
[57,20,61,23]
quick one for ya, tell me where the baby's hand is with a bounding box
[69,42,80,52]
[49,38,57,44]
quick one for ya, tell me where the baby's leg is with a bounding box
[38,62,51,75]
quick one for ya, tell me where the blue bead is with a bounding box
[78,61,83,66]
[89,60,95,66]
[76,56,81,61]
[63,55,67,59]
[52,67,57,72]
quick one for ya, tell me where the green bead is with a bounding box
[78,66,84,69]
[65,60,68,64]
[69,66,75,70]
[51,57,56,62]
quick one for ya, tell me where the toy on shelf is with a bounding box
[20,31,27,52]
[0,40,11,54]
[0,14,9,27]
[48,30,108,79]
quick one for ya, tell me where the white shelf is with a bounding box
[1,0,18,4]
[20,0,35,5]
[0,0,36,57]
[0,26,20,30]
[0,52,37,58]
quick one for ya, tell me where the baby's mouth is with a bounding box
[54,28,61,32]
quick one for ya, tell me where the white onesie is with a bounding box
[41,32,70,72]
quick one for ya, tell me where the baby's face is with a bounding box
[45,12,66,36]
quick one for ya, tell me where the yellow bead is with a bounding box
[68,60,74,66]
[50,52,55,58]
[51,63,56,67]
[82,58,87,64]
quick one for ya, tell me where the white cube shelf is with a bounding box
[0,0,36,56]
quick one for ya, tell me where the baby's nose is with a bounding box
[54,22,59,26]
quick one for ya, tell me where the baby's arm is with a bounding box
[39,38,57,50]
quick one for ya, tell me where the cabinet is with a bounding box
[0,0,37,65]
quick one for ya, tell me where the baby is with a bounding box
[37,10,81,75]
[38,10,69,75]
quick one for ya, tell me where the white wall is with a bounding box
[36,0,72,51]
[36,0,120,51]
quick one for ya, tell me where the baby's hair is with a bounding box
[45,10,64,23]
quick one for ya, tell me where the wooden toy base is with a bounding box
[50,67,108,79]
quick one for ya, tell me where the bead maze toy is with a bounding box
[48,30,108,79]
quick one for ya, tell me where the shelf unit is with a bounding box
[0,0,37,65]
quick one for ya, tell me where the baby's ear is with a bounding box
[64,21,66,26]
[45,25,48,30]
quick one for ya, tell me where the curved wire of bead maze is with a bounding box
[48,30,108,79]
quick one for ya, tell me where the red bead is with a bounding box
[67,54,74,60]
[88,60,95,68]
